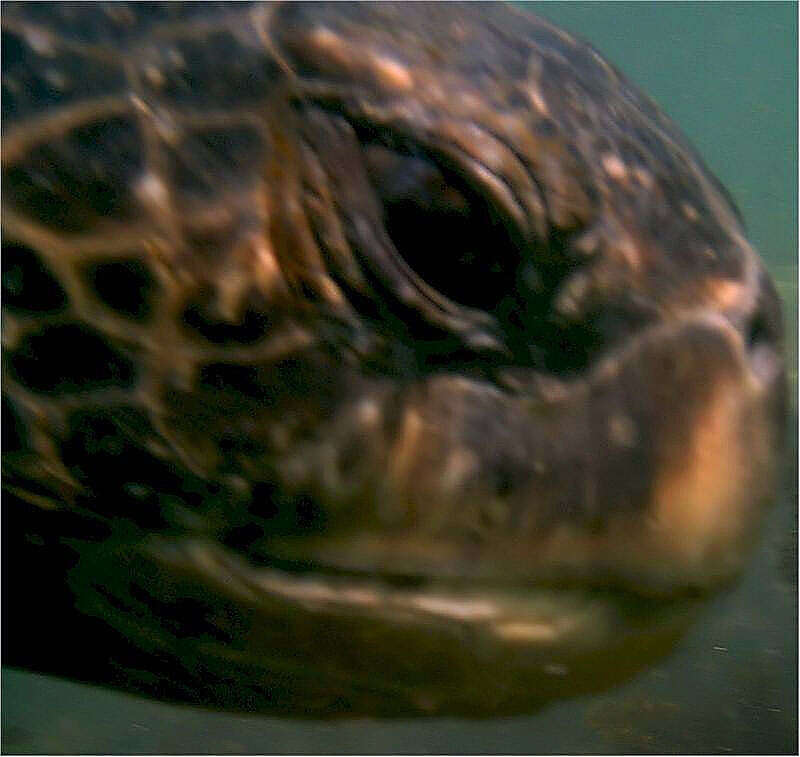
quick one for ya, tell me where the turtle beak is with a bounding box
[371,294,786,596]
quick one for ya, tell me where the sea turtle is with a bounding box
[1,2,786,716]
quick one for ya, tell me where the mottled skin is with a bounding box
[1,2,786,716]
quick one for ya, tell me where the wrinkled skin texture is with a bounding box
[1,2,786,715]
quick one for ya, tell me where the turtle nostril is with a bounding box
[745,267,785,353]
[744,310,783,386]
[746,312,770,350]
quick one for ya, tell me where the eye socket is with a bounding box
[363,145,521,313]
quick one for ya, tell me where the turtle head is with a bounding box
[1,0,787,717]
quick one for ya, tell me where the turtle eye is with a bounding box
[363,145,520,313]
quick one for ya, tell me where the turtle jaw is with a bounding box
[131,531,699,717]
[349,308,786,598]
[256,305,784,600]
[165,306,787,714]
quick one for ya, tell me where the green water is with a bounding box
[2,3,796,753]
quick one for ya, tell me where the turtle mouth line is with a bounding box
[148,534,698,646]
[125,533,703,716]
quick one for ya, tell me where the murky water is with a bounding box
[3,3,796,753]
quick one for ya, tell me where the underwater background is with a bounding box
[2,2,797,753]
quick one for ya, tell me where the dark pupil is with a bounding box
[363,145,519,312]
